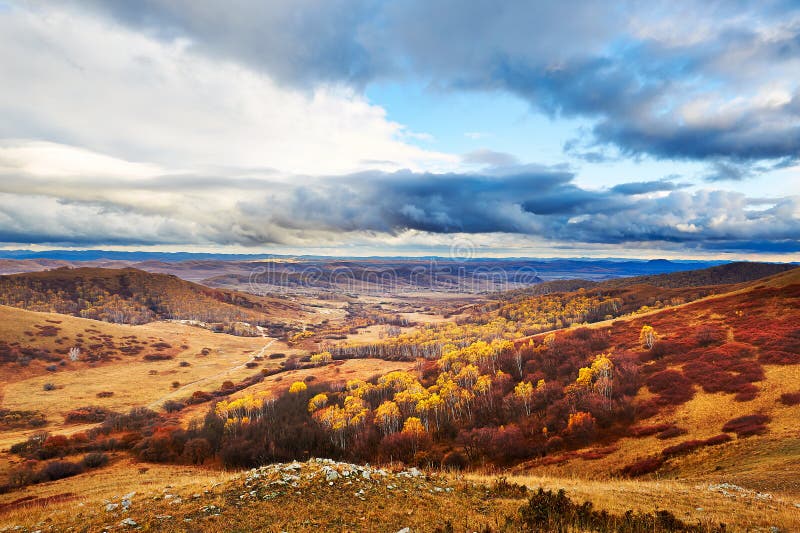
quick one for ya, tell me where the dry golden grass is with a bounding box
[1,456,797,532]
[466,472,800,532]
[0,305,296,452]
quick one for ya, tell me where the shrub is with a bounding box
[82,452,109,468]
[133,435,177,463]
[187,391,213,404]
[64,406,115,424]
[662,435,728,458]
[488,477,528,498]
[656,426,688,440]
[779,392,800,406]
[619,456,665,477]
[144,353,173,361]
[516,487,719,532]
[96,391,114,398]
[722,414,770,437]
[268,353,285,359]
[43,383,56,391]
[759,350,800,365]
[703,433,733,446]
[441,450,468,471]
[628,423,672,438]
[40,460,84,481]
[182,438,211,465]
[695,325,725,346]
[544,436,565,453]
[0,409,47,429]
[163,400,186,413]
[179,361,190,367]
[645,370,694,405]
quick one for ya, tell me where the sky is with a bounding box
[0,0,799,259]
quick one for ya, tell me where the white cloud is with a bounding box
[0,3,456,176]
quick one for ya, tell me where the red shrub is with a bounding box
[656,426,688,440]
[578,445,617,460]
[645,370,694,406]
[661,434,731,458]
[721,414,770,437]
[661,440,704,457]
[628,423,672,438]
[619,456,665,477]
[759,350,800,365]
[633,400,661,420]
[779,392,800,406]
[703,433,733,446]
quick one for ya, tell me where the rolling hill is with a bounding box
[0,267,305,334]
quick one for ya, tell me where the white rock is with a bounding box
[105,503,119,512]
[120,518,138,528]
[397,528,410,533]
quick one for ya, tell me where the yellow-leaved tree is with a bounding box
[289,381,307,394]
[307,392,328,413]
[640,325,658,349]
[513,380,535,416]
[374,400,401,435]
[310,351,332,366]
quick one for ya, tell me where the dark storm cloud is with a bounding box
[610,180,688,195]
[65,0,379,87]
[231,170,800,252]
[63,0,800,166]
[1,168,797,252]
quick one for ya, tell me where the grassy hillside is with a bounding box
[0,457,796,531]
[0,267,304,334]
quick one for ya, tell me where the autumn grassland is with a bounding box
[0,262,798,531]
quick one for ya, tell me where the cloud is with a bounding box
[1,143,796,253]
[0,3,454,175]
[703,157,799,182]
[63,0,800,167]
[462,149,519,167]
[610,179,688,195]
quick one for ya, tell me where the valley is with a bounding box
[0,260,798,531]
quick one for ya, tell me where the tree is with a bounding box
[375,400,401,435]
[307,393,328,413]
[514,381,535,416]
[640,325,658,350]
[289,381,307,394]
[566,411,596,445]
[402,416,426,456]
[590,353,614,402]
[183,438,211,465]
[310,351,332,366]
